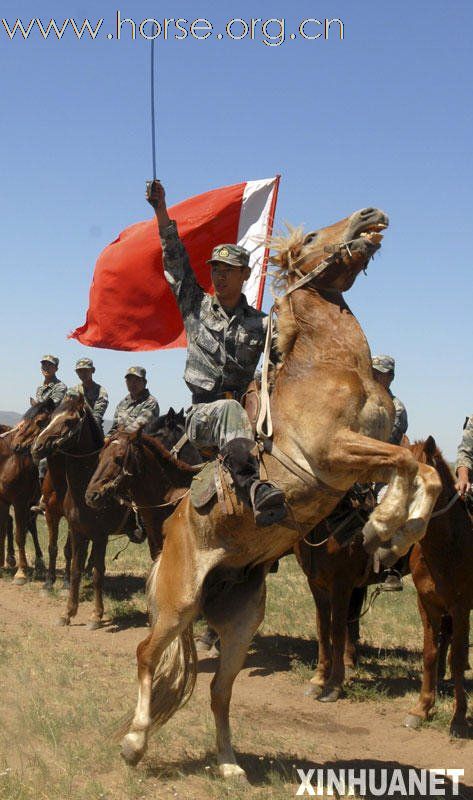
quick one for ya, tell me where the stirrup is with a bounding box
[250,481,287,528]
[379,569,403,592]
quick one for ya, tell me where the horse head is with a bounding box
[9,398,56,454]
[31,391,86,460]
[85,428,142,509]
[272,207,389,294]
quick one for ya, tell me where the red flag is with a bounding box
[70,177,280,351]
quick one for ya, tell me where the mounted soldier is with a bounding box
[73,357,108,430]
[31,355,67,514]
[108,366,160,435]
[146,179,286,528]
[372,355,408,445]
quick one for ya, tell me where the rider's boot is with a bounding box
[221,438,286,527]
[31,495,46,516]
[122,509,147,544]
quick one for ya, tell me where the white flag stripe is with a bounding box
[237,177,279,308]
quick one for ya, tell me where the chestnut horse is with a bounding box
[119,207,441,779]
[86,426,201,559]
[0,409,53,582]
[297,437,472,738]
[31,393,131,628]
[10,405,68,590]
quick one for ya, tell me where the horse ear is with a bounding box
[425,435,437,457]
[30,397,37,407]
[168,407,176,421]
[178,408,185,422]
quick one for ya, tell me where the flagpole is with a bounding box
[150,30,157,179]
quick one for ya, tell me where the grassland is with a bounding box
[0,519,471,800]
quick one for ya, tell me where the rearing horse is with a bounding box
[120,207,441,779]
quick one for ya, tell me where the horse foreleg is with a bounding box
[62,529,72,591]
[28,512,45,580]
[307,582,332,697]
[88,537,107,630]
[43,496,61,590]
[316,584,353,703]
[404,594,442,729]
[60,533,87,626]
[437,614,452,686]
[330,433,441,556]
[449,606,470,738]
[12,505,29,585]
[206,566,266,781]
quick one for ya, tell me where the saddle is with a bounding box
[190,458,240,515]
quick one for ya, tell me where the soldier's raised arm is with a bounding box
[146,180,203,318]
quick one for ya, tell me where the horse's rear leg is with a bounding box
[121,553,200,766]
[62,530,72,591]
[404,594,442,729]
[12,505,29,585]
[88,538,107,630]
[318,585,353,703]
[206,566,266,780]
[449,606,470,738]
[306,581,331,697]
[60,533,88,626]
[28,512,45,580]
[1,509,16,570]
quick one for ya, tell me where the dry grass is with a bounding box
[0,519,471,799]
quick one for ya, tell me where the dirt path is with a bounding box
[1,577,472,799]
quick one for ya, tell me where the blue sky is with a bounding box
[1,0,471,457]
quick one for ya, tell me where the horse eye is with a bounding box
[304,232,318,245]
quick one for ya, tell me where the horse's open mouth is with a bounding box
[359,223,388,246]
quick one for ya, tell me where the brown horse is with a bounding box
[31,393,131,628]
[10,405,68,590]
[86,427,200,559]
[0,408,53,583]
[297,437,472,738]
[118,207,441,779]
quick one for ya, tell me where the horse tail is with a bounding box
[146,622,197,732]
[115,555,197,739]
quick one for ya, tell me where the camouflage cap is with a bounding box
[75,357,94,370]
[125,366,146,379]
[41,355,59,367]
[372,355,395,374]
[207,243,250,269]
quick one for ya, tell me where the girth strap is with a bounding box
[262,438,345,498]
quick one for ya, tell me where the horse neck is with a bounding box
[64,416,101,493]
[286,288,372,369]
[133,438,193,502]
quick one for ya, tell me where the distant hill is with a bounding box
[0,410,113,433]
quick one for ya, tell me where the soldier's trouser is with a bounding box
[185,399,253,451]
[38,458,48,485]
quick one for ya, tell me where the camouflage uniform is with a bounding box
[73,356,108,427]
[73,382,108,428]
[456,415,473,473]
[110,367,159,433]
[372,355,408,445]
[35,355,67,484]
[161,221,271,448]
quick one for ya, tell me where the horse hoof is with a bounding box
[304,683,323,698]
[57,616,70,627]
[121,733,146,767]
[318,686,343,703]
[13,575,27,586]
[6,558,16,569]
[219,763,248,782]
[87,620,102,631]
[404,714,423,730]
[450,722,469,739]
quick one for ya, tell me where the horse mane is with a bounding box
[267,225,307,359]
[83,405,104,449]
[410,438,456,494]
[23,398,55,420]
[133,432,198,475]
[0,424,11,435]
